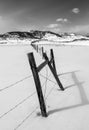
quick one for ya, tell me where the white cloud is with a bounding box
[72,8,80,14]
[56,18,63,22]
[46,23,61,33]
[63,18,68,22]
[47,24,58,28]
[56,18,68,22]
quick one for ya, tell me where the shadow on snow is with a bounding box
[48,70,89,116]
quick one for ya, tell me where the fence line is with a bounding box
[0,43,63,129]
[14,43,65,129]
[31,43,45,58]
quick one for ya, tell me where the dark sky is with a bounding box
[0,0,89,34]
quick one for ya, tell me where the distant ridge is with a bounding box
[0,30,89,43]
[0,30,62,40]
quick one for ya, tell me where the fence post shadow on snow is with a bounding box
[48,70,89,116]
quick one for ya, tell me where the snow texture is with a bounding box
[0,40,89,130]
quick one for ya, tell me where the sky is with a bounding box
[0,0,89,34]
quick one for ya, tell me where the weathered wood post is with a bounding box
[42,47,44,59]
[50,49,57,73]
[27,53,47,117]
[43,51,64,91]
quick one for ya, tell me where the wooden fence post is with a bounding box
[50,49,57,73]
[27,53,47,117]
[43,51,64,91]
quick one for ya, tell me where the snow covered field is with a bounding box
[0,42,89,130]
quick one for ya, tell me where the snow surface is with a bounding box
[32,39,89,46]
[0,42,89,130]
[0,39,32,45]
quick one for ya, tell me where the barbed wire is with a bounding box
[0,45,59,130]
[13,68,51,130]
[0,91,36,119]
[14,82,56,130]
[0,75,32,92]
[13,79,48,130]
[14,106,39,130]
[40,73,57,85]
[45,85,56,100]
[0,76,48,120]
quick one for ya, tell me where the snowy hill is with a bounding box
[0,30,62,40]
[61,33,89,42]
[0,30,89,44]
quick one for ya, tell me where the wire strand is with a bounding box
[14,106,39,130]
[14,84,56,130]
[13,79,49,130]
[0,78,47,120]
[0,91,36,119]
[0,75,32,92]
[45,86,55,100]
[40,74,57,85]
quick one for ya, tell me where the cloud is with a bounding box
[47,24,58,28]
[56,18,68,23]
[46,23,61,33]
[72,8,80,14]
